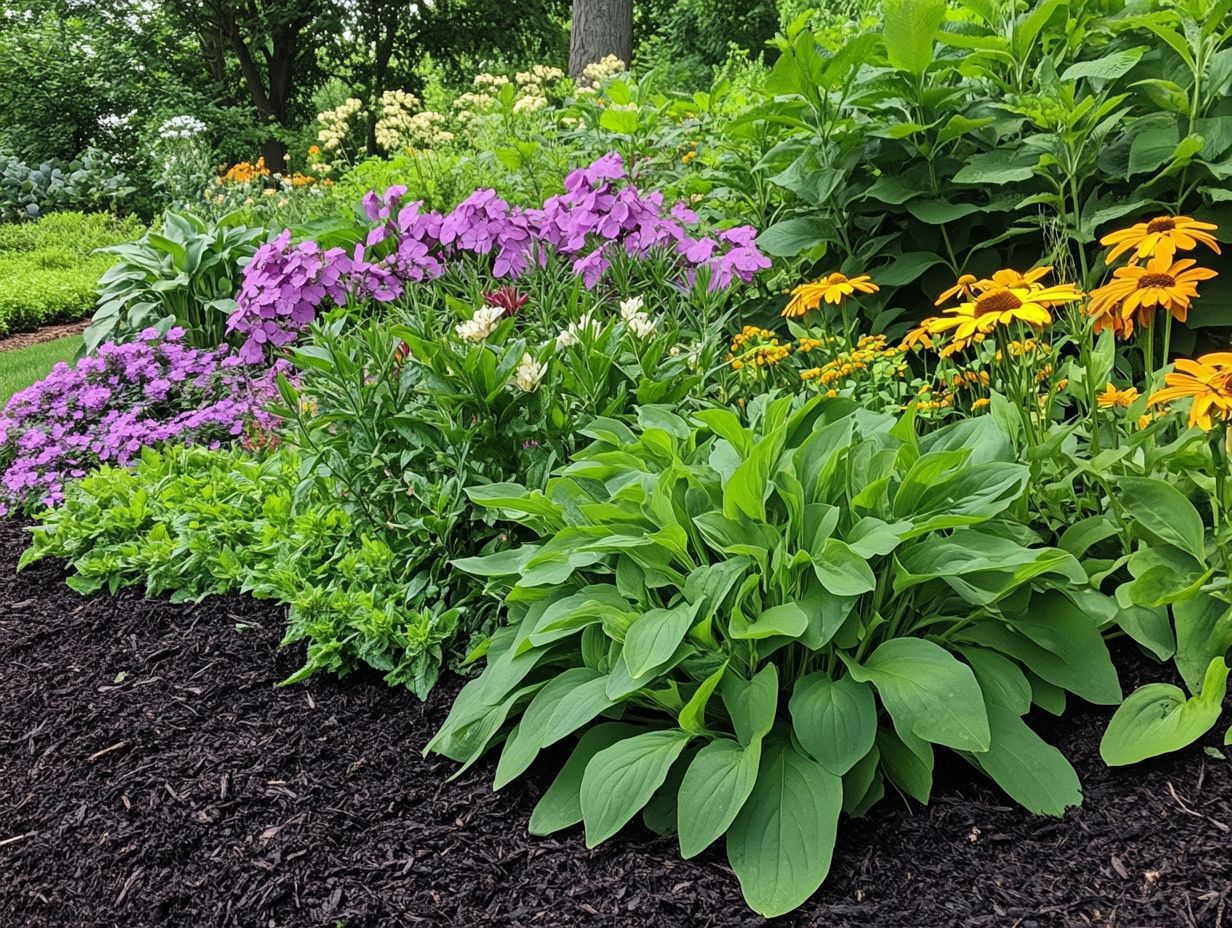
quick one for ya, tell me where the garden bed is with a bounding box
[2,517,1230,928]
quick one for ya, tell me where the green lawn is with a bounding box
[0,335,80,405]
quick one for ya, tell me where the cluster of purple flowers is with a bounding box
[227,152,770,363]
[0,328,285,514]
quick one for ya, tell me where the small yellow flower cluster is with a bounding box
[727,326,791,370]
[799,335,907,386]
[994,339,1051,362]
[515,65,565,96]
[1097,384,1141,409]
[513,95,548,116]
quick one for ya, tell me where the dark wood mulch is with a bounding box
[1,516,1230,928]
[0,319,87,353]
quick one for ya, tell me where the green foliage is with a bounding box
[0,211,142,337]
[0,149,133,222]
[429,394,1118,915]
[19,445,461,697]
[0,335,81,405]
[86,210,265,351]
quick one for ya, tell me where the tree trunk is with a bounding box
[568,0,633,79]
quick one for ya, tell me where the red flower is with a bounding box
[483,285,529,317]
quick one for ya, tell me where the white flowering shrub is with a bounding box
[154,114,214,208]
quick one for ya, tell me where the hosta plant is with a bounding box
[429,393,1122,916]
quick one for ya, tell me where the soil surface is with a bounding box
[0,319,88,352]
[2,516,1230,928]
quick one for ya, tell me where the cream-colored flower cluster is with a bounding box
[619,296,658,339]
[473,72,511,92]
[557,312,602,347]
[512,95,548,116]
[317,98,364,152]
[452,91,497,125]
[512,353,547,392]
[581,55,625,88]
[456,306,505,342]
[375,90,448,151]
[515,64,565,95]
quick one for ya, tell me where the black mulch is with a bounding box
[2,517,1231,928]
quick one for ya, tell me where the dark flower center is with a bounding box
[1137,273,1176,289]
[1146,217,1176,234]
[974,290,1024,316]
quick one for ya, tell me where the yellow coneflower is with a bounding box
[1087,255,1217,327]
[977,266,1054,292]
[1148,353,1232,431]
[926,283,1082,342]
[934,274,979,306]
[1100,216,1221,265]
[1097,384,1141,409]
[783,272,878,318]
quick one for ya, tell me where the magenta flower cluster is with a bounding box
[227,152,769,363]
[0,328,286,514]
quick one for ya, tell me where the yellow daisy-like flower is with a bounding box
[1096,383,1141,409]
[925,284,1082,342]
[1148,353,1232,431]
[1100,216,1221,265]
[934,274,979,306]
[977,266,1054,292]
[1087,255,1217,327]
[783,272,878,318]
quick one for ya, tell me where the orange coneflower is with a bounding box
[1097,384,1141,409]
[1087,255,1217,327]
[1100,215,1221,265]
[1148,353,1232,431]
[783,272,878,318]
[926,284,1083,342]
[901,319,937,351]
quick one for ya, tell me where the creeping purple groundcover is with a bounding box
[226,151,770,363]
[0,328,286,515]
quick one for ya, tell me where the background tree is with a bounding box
[568,0,632,78]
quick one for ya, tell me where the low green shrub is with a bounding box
[429,394,1123,916]
[20,444,462,697]
[0,211,142,337]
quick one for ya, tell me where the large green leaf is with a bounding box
[1101,659,1229,766]
[726,739,842,917]
[623,603,696,678]
[1174,592,1232,693]
[847,638,990,751]
[882,0,947,75]
[581,729,693,845]
[721,664,779,747]
[755,217,829,257]
[1117,476,1207,562]
[789,673,878,774]
[677,738,762,858]
[970,705,1082,815]
[811,539,876,596]
[529,723,642,835]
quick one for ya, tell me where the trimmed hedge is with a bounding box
[0,212,142,337]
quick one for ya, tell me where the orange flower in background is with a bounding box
[783,272,878,318]
[1087,255,1217,327]
[934,274,978,306]
[1100,215,1221,265]
[1148,353,1232,431]
[1097,384,1141,409]
[901,319,937,350]
[308,144,321,156]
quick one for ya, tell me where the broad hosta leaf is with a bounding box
[623,603,696,678]
[1174,592,1232,693]
[847,638,990,751]
[529,723,642,835]
[811,539,876,596]
[877,726,933,803]
[971,705,1082,815]
[726,739,842,917]
[722,664,779,747]
[581,729,693,846]
[730,601,810,640]
[755,217,829,257]
[678,738,762,858]
[1101,659,1229,766]
[789,673,878,774]
[1117,476,1207,562]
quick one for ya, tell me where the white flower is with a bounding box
[627,313,657,339]
[455,306,505,342]
[556,312,601,347]
[618,296,645,321]
[158,114,207,140]
[513,95,548,115]
[512,353,547,392]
